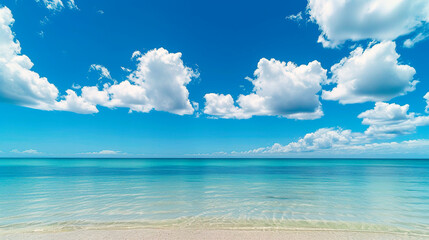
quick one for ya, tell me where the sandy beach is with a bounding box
[2,229,426,240]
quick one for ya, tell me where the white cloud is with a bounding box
[36,0,64,11]
[234,127,364,155]
[55,89,98,114]
[0,7,196,116]
[191,101,201,117]
[0,6,96,114]
[40,16,49,25]
[237,101,429,155]
[240,126,429,156]
[121,66,131,72]
[322,41,417,104]
[204,58,327,120]
[263,128,365,153]
[260,138,429,155]
[77,48,197,115]
[286,12,303,22]
[102,80,151,112]
[424,92,429,113]
[67,0,79,10]
[35,0,78,11]
[131,51,141,59]
[82,150,122,155]
[11,149,41,154]
[186,151,228,157]
[204,93,250,119]
[126,48,196,115]
[78,150,125,155]
[0,7,60,110]
[358,102,429,138]
[404,32,429,48]
[358,139,429,154]
[307,0,429,48]
[89,64,112,80]
[80,86,109,105]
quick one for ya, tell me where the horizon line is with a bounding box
[1,157,429,160]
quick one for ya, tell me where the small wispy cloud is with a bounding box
[40,16,49,25]
[79,150,123,155]
[35,0,79,12]
[67,0,79,10]
[72,83,81,89]
[120,66,131,72]
[186,151,227,157]
[404,32,429,48]
[89,64,112,80]
[286,12,303,22]
[11,149,42,154]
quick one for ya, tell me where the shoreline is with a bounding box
[1,218,427,239]
[2,229,427,240]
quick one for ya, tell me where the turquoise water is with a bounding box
[0,158,429,236]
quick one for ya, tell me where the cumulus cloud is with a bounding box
[358,102,429,138]
[60,48,198,115]
[0,7,60,110]
[235,127,365,155]
[204,93,250,119]
[264,128,363,153]
[307,0,429,47]
[322,41,417,104]
[80,86,109,105]
[55,89,98,114]
[241,126,429,155]
[0,7,196,115]
[204,58,327,120]
[77,48,197,115]
[0,7,96,113]
[237,101,429,155]
[126,48,197,114]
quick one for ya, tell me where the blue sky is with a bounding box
[1,0,429,157]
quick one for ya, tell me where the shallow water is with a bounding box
[0,158,428,236]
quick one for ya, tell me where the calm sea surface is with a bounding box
[0,158,428,236]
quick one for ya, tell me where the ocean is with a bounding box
[0,158,428,237]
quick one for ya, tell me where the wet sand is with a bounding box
[3,229,426,240]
